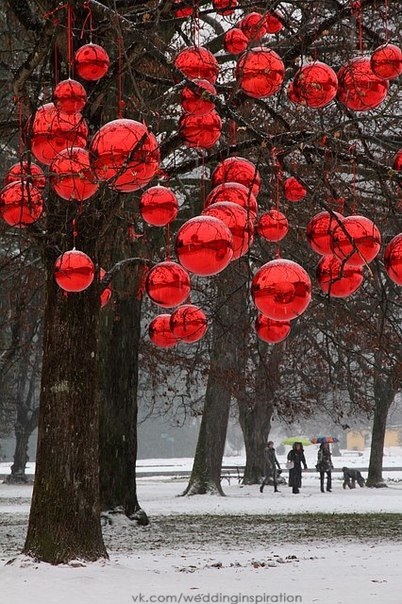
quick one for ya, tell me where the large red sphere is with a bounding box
[173,0,195,18]
[179,111,222,149]
[236,47,285,99]
[29,103,88,166]
[5,161,46,189]
[140,186,179,226]
[145,261,191,308]
[149,314,177,348]
[170,304,208,343]
[205,182,258,218]
[224,28,249,55]
[371,44,402,80]
[54,249,95,293]
[53,79,87,114]
[257,209,288,242]
[393,149,402,171]
[332,215,381,266]
[174,47,219,84]
[264,12,283,34]
[99,268,112,308]
[50,147,98,202]
[384,233,402,286]
[74,44,110,81]
[290,62,338,108]
[283,177,307,202]
[175,215,233,276]
[306,211,343,256]
[211,157,262,197]
[337,57,389,112]
[213,0,238,15]
[255,314,291,343]
[181,79,216,116]
[240,12,267,41]
[251,259,312,320]
[316,255,364,297]
[202,201,254,260]
[0,181,43,227]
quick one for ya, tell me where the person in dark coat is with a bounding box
[316,443,334,492]
[287,442,307,494]
[260,441,281,493]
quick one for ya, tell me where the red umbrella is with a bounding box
[310,436,339,444]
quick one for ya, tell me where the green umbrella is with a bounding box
[281,436,312,446]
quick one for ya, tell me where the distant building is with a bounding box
[346,428,401,451]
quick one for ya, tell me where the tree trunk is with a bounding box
[367,375,395,488]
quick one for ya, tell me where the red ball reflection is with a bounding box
[384,233,402,286]
[54,249,95,293]
[179,111,222,149]
[283,177,307,202]
[213,0,238,15]
[205,182,258,218]
[240,12,267,41]
[316,255,364,297]
[170,304,208,343]
[236,47,285,98]
[174,47,219,83]
[370,44,402,80]
[211,156,261,196]
[337,57,388,112]
[393,149,402,171]
[0,181,43,227]
[332,215,381,266]
[53,79,87,114]
[145,261,191,308]
[202,201,254,260]
[51,147,98,202]
[255,314,290,343]
[291,62,338,108]
[224,29,249,55]
[306,211,343,256]
[181,79,216,116]
[140,186,179,226]
[74,44,110,81]
[257,209,288,242]
[5,161,46,189]
[264,12,283,34]
[149,314,177,348]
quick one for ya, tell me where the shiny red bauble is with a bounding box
[283,177,307,202]
[205,182,258,218]
[149,314,177,348]
[257,209,288,242]
[224,28,249,55]
[145,261,191,308]
[255,314,291,343]
[50,147,98,202]
[370,44,402,80]
[99,268,112,308]
[264,12,283,34]
[54,249,95,293]
[240,12,267,41]
[179,111,222,149]
[211,156,262,196]
[213,0,238,15]
[90,119,160,192]
[337,57,389,112]
[251,259,312,321]
[290,62,338,108]
[181,79,216,116]
[202,201,254,260]
[5,161,46,189]
[306,211,343,256]
[174,47,219,84]
[174,0,196,18]
[0,181,43,227]
[53,79,87,114]
[170,304,208,343]
[236,47,285,99]
[74,44,110,81]
[29,103,88,166]
[393,149,402,171]
[316,255,364,298]
[384,233,402,286]
[139,186,179,226]
[331,215,381,266]
[175,215,233,276]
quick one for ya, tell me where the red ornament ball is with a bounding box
[140,186,179,226]
[54,249,95,293]
[179,111,222,149]
[371,44,402,80]
[316,255,364,298]
[53,79,87,114]
[290,62,338,108]
[211,156,262,197]
[283,177,307,202]
[145,261,191,308]
[224,28,249,55]
[5,161,46,189]
[99,268,112,308]
[384,233,402,286]
[264,12,283,34]
[257,209,288,242]
[149,314,177,348]
[213,0,238,16]
[174,47,219,84]
[251,258,312,321]
[50,147,98,202]
[202,201,254,260]
[393,149,402,171]
[306,211,343,256]
[240,12,267,41]
[181,79,216,116]
[170,304,208,343]
[0,181,43,227]
[337,57,389,112]
[255,314,291,344]
[74,44,110,81]
[173,0,196,18]
[236,47,285,99]
[175,215,233,276]
[205,182,258,218]
[332,215,381,266]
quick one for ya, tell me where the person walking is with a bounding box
[316,443,334,492]
[260,441,281,493]
[287,442,307,494]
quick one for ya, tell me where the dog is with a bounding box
[342,466,365,489]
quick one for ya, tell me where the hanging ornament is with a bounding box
[264,12,284,34]
[224,28,249,55]
[5,161,46,189]
[179,111,222,149]
[290,62,338,108]
[149,314,177,348]
[239,12,267,41]
[213,0,238,16]
[331,215,381,266]
[370,44,402,80]
[139,185,179,226]
[50,147,98,202]
[257,209,288,242]
[337,57,389,112]
[306,211,343,256]
[170,304,208,343]
[54,249,95,293]
[74,43,110,81]
[384,233,402,286]
[251,259,312,321]
[181,79,216,116]
[173,0,197,18]
[202,201,254,260]
[175,215,233,276]
[0,181,43,227]
[236,47,285,99]
[316,255,364,297]
[174,47,219,84]
[205,182,258,218]
[283,177,307,202]
[99,268,112,308]
[393,149,402,171]
[53,79,87,114]
[145,261,191,308]
[255,314,291,344]
[211,156,262,196]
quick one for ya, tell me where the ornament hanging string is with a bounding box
[166,223,171,261]
[117,35,125,118]
[67,2,74,76]
[351,1,363,54]
[80,1,93,42]
[72,218,78,248]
